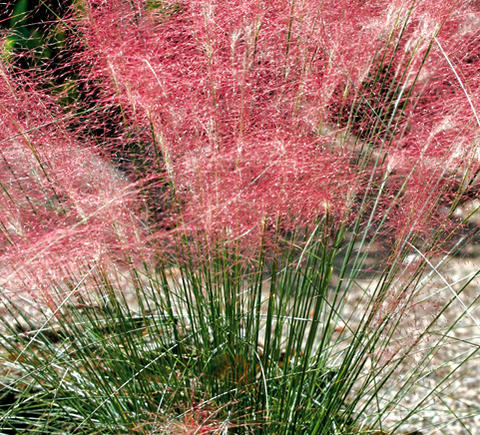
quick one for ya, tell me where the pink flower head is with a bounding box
[71,0,480,252]
[0,69,148,295]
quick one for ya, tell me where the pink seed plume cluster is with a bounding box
[0,69,146,295]
[1,0,480,292]
[75,0,480,248]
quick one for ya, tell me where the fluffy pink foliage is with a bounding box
[73,0,480,247]
[0,71,146,293]
[0,0,477,295]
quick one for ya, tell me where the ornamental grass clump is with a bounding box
[0,0,479,433]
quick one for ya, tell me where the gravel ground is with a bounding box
[330,234,480,435]
[367,255,480,435]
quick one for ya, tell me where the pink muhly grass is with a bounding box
[0,2,479,431]
[71,0,480,256]
[0,68,148,296]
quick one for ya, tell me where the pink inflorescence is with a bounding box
[0,70,147,294]
[1,0,479,287]
[73,0,480,249]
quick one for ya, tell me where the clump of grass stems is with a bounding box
[1,219,479,433]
